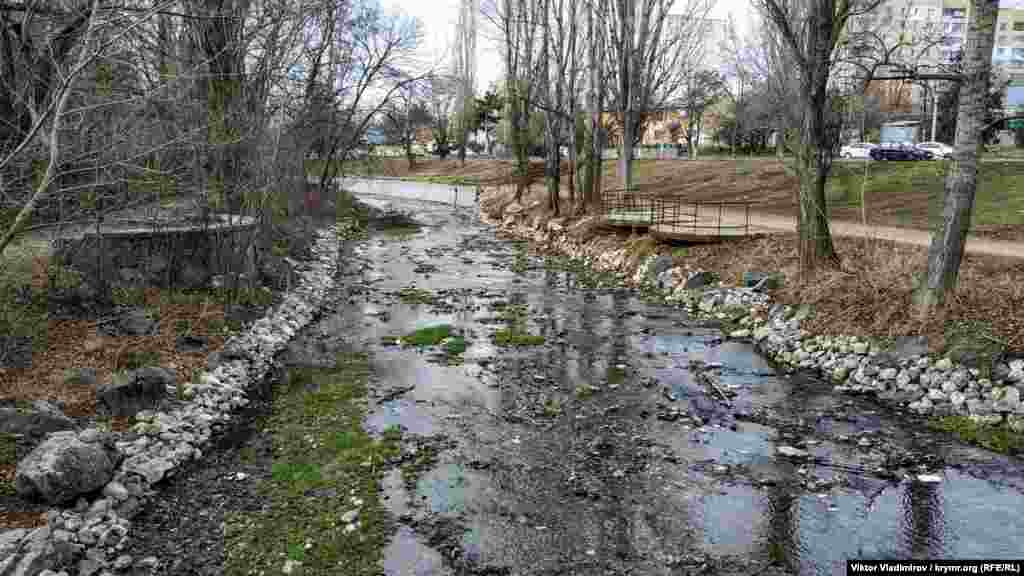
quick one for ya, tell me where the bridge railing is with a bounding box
[601,187,751,238]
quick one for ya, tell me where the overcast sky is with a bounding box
[386,0,758,93]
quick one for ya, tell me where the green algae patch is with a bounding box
[442,335,468,356]
[402,324,452,346]
[492,329,545,347]
[0,433,16,496]
[395,286,437,305]
[928,416,1024,455]
[223,352,401,576]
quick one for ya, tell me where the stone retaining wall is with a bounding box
[51,215,258,289]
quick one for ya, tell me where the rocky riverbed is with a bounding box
[5,180,1022,576]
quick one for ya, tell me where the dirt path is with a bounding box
[730,210,1024,260]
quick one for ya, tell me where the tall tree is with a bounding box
[454,0,478,165]
[603,0,713,193]
[581,0,606,212]
[681,70,724,159]
[915,0,999,314]
[756,0,882,270]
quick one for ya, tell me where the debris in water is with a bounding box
[917,474,943,483]
[776,446,810,459]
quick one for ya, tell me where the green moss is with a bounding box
[443,336,468,356]
[541,396,563,417]
[493,329,545,347]
[574,384,597,398]
[116,349,162,371]
[223,352,400,576]
[380,223,421,240]
[399,443,443,492]
[395,287,437,305]
[402,324,452,346]
[928,416,1024,455]
[0,433,15,466]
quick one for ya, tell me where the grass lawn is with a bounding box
[826,160,1024,232]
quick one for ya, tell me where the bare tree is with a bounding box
[454,0,478,165]
[381,82,431,168]
[680,69,724,159]
[580,0,606,212]
[426,74,459,158]
[915,0,999,314]
[304,3,427,197]
[0,0,159,256]
[756,0,884,270]
[603,0,713,192]
[483,0,542,200]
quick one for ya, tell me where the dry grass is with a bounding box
[0,286,230,417]
[656,233,1024,355]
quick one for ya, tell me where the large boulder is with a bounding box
[683,271,715,290]
[0,400,75,440]
[96,366,173,417]
[100,307,157,337]
[15,431,120,504]
[650,255,673,279]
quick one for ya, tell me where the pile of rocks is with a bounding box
[1,224,343,576]
[484,209,1024,434]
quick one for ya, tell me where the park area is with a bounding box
[327,156,1024,242]
[330,154,1024,356]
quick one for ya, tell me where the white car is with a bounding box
[915,141,953,159]
[839,142,877,159]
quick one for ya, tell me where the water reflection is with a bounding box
[762,474,802,572]
[903,479,944,559]
[607,289,630,385]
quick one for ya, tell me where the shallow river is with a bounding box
[289,179,1024,575]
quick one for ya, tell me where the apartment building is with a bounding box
[843,0,1024,140]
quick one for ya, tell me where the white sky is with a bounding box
[387,0,758,93]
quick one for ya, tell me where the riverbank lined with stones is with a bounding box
[0,223,348,576]
[482,207,1024,435]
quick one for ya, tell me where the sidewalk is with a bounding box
[731,210,1024,260]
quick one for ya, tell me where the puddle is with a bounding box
[382,526,452,576]
[367,399,438,436]
[693,468,1024,575]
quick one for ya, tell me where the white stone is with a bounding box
[776,446,809,459]
[935,357,954,371]
[950,392,967,408]
[941,380,960,394]
[916,474,943,484]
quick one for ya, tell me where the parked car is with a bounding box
[839,142,877,159]
[869,145,934,161]
[915,141,953,159]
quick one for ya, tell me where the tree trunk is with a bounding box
[618,0,634,193]
[583,0,603,213]
[916,0,998,315]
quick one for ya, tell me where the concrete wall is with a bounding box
[52,216,258,290]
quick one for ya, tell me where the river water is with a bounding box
[290,179,1024,575]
